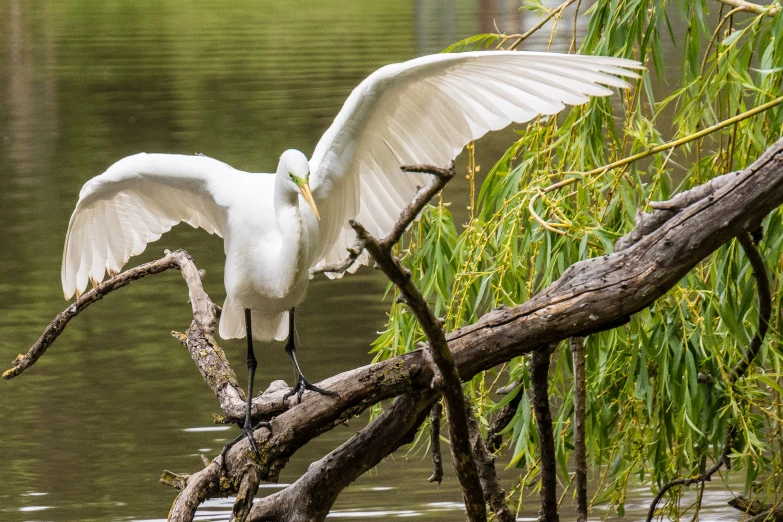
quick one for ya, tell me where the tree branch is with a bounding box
[248,390,437,521]
[3,252,181,380]
[530,344,560,522]
[729,495,783,521]
[714,0,779,15]
[350,161,487,521]
[645,230,772,521]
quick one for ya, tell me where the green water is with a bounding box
[0,1,745,520]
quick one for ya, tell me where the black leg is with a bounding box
[283,307,338,403]
[218,309,269,471]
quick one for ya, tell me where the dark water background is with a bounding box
[0,1,744,520]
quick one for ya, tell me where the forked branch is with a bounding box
[350,163,488,521]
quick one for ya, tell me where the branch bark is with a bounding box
[729,495,783,521]
[248,391,436,521]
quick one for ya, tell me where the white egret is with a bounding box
[61,51,640,456]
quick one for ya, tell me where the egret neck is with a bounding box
[271,150,318,297]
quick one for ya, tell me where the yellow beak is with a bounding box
[299,181,320,221]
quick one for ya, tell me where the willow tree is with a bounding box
[370,0,783,519]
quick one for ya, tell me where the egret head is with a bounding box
[277,149,320,221]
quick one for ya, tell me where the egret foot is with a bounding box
[284,374,338,403]
[283,308,338,403]
[218,420,271,472]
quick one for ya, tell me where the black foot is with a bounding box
[218,420,271,472]
[284,374,338,403]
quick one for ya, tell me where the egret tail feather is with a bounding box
[218,299,288,342]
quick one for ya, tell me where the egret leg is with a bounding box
[218,309,270,470]
[283,307,338,403]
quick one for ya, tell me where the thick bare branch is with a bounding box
[351,162,486,521]
[729,496,783,521]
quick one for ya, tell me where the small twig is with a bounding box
[310,163,454,277]
[310,239,364,276]
[508,0,579,50]
[570,337,588,522]
[160,470,190,490]
[533,97,783,233]
[428,401,444,484]
[3,253,181,379]
[383,163,455,248]
[615,171,739,251]
[715,0,780,15]
[645,429,735,522]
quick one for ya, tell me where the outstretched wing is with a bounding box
[309,51,642,276]
[62,153,245,298]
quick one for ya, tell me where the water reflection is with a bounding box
[0,1,742,521]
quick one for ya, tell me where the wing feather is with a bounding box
[309,51,642,276]
[62,153,246,298]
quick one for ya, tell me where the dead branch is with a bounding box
[248,390,436,521]
[645,230,771,521]
[310,162,455,278]
[570,337,588,522]
[3,253,181,380]
[530,344,560,522]
[729,496,783,521]
[349,161,487,521]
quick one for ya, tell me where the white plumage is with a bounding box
[61,51,641,342]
